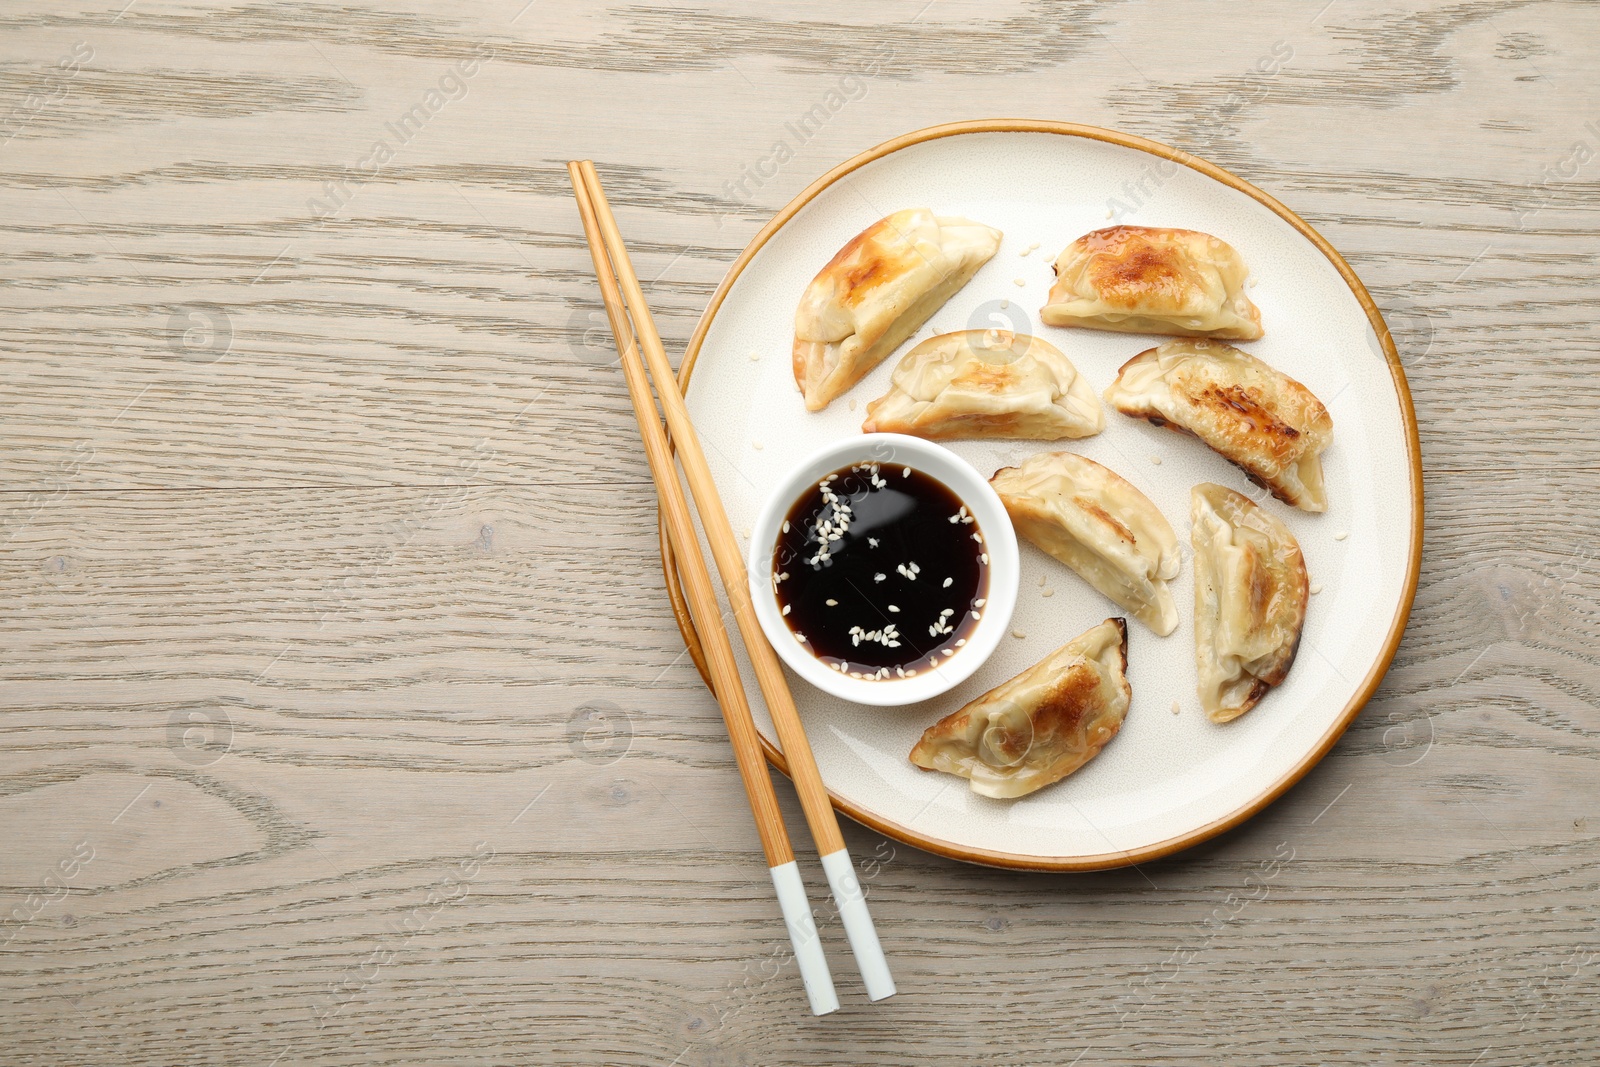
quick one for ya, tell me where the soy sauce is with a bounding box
[771,462,989,680]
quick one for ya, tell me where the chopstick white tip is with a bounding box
[821,849,896,1001]
[769,861,840,1016]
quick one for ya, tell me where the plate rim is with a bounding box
[655,118,1424,871]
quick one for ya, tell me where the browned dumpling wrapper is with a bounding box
[861,329,1102,441]
[792,208,1001,411]
[910,618,1130,798]
[1191,483,1309,722]
[1040,226,1263,340]
[1105,339,1334,512]
[991,452,1180,636]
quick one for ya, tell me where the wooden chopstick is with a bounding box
[574,160,895,1002]
[567,163,839,1017]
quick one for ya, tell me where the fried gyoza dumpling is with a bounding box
[910,618,1130,798]
[860,329,1102,440]
[793,209,1002,411]
[1104,339,1334,512]
[1191,483,1309,723]
[1040,226,1263,340]
[990,452,1180,636]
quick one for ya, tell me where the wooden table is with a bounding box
[3,3,1596,1064]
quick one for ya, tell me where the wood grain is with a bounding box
[2,1,1598,1064]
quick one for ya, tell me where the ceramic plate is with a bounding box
[663,121,1421,870]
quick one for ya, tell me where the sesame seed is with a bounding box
[749,351,760,361]
[943,577,953,588]
[1151,455,1163,465]
[907,669,918,677]
[752,440,763,450]
[782,604,791,616]
[849,398,858,410]
[868,537,879,548]
[974,599,985,607]
[782,520,790,533]
[981,553,989,564]
[942,648,955,657]
[1042,588,1054,598]
[1171,700,1181,715]
[955,638,966,647]
[1000,299,1009,309]
[825,598,837,606]
[970,610,981,620]
[1012,277,1025,287]
[1012,629,1026,639]
[1334,532,1349,541]
[902,467,910,478]
[874,572,886,582]
[888,604,900,613]
[1310,583,1324,595]
[794,633,807,643]
[1037,575,1046,587]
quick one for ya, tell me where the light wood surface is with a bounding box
[2,3,1597,1065]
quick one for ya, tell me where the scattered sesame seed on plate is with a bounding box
[902,467,910,478]
[752,440,763,450]
[1171,700,1181,715]
[1011,629,1026,639]
[943,577,953,588]
[849,398,857,411]
[1310,583,1324,595]
[887,604,900,613]
[825,598,837,606]
[970,610,981,620]
[1000,299,1009,309]
[1041,588,1053,598]
[1012,277,1025,287]
[1151,455,1163,465]
[749,351,760,361]
[781,604,791,615]
[1334,531,1349,541]
[1037,575,1046,587]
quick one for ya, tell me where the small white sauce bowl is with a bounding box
[747,433,1019,707]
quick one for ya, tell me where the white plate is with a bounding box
[667,121,1421,870]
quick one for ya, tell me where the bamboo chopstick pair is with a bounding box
[567,161,894,1015]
